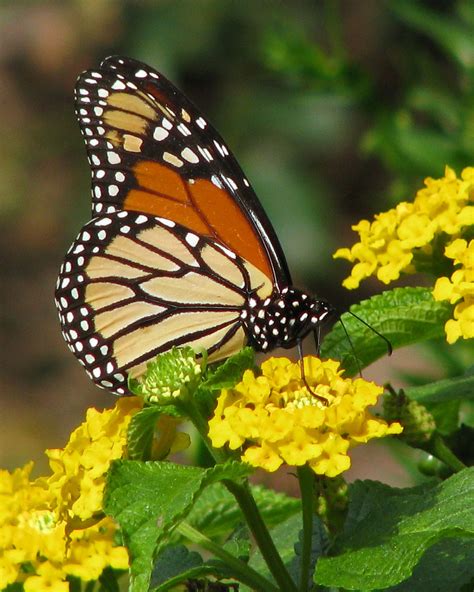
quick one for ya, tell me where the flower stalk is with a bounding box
[224,479,299,592]
[177,521,279,592]
[297,465,316,592]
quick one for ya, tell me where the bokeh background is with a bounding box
[2,1,473,487]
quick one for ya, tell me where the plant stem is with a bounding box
[224,479,298,592]
[185,390,296,590]
[430,433,466,473]
[297,466,314,592]
[177,521,279,592]
[183,396,228,465]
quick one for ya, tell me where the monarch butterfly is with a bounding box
[55,56,334,395]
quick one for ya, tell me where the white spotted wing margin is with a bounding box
[55,210,272,395]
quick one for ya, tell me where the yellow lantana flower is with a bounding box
[208,357,402,478]
[46,396,142,521]
[0,397,142,591]
[433,238,474,343]
[334,166,474,289]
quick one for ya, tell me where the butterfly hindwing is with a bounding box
[55,210,272,394]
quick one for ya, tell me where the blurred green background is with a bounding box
[1,1,473,485]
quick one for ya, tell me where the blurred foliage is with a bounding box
[1,1,473,486]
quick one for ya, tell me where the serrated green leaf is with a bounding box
[104,460,251,592]
[203,347,255,390]
[187,483,300,539]
[315,468,474,590]
[321,287,452,376]
[149,545,211,591]
[127,406,162,461]
[387,537,474,592]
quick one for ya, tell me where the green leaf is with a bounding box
[426,400,460,436]
[390,0,474,70]
[241,514,303,592]
[149,545,217,591]
[97,567,123,592]
[127,406,162,461]
[387,537,474,592]
[315,468,474,590]
[291,516,328,589]
[203,347,255,390]
[104,460,251,592]
[187,483,300,539]
[321,287,452,376]
[405,372,474,404]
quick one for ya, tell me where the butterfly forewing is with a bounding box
[55,210,272,394]
[75,56,290,285]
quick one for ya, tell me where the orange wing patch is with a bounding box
[126,161,272,278]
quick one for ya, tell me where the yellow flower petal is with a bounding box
[209,356,402,477]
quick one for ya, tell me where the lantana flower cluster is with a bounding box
[208,356,402,478]
[433,238,474,343]
[0,396,142,592]
[334,166,474,342]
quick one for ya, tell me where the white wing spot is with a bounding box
[153,126,169,141]
[226,177,238,190]
[162,118,173,130]
[211,175,223,189]
[108,185,119,197]
[95,217,112,226]
[135,69,147,78]
[107,152,121,165]
[158,217,175,227]
[177,123,191,136]
[98,89,109,98]
[163,152,183,168]
[196,117,207,129]
[185,232,199,247]
[112,80,126,90]
[135,215,148,224]
[181,147,199,163]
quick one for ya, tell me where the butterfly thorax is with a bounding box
[241,287,334,352]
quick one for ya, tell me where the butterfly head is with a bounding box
[242,287,335,353]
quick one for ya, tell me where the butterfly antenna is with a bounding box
[347,310,393,356]
[297,340,328,405]
[338,315,363,377]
